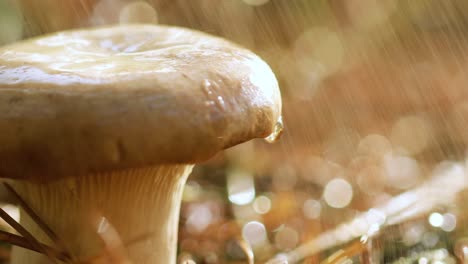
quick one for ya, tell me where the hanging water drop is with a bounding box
[265,116,284,143]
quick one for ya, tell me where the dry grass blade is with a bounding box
[321,240,366,264]
[0,184,155,264]
[0,230,69,261]
[3,183,67,254]
[268,163,468,263]
[0,207,59,263]
[236,237,254,264]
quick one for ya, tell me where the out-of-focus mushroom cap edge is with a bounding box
[0,24,282,182]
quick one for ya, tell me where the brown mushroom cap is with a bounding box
[0,24,282,181]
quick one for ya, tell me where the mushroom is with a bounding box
[0,24,282,263]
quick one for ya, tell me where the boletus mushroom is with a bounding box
[0,24,282,263]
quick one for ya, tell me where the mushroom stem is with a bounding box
[10,165,194,264]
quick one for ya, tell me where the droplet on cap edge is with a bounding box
[265,116,284,143]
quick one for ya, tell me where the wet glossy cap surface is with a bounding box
[0,24,282,181]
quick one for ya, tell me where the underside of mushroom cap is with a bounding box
[0,24,282,181]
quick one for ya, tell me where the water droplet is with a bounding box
[265,116,284,143]
[202,79,214,95]
[204,101,215,106]
[216,95,225,110]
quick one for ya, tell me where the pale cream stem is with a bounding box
[10,165,194,264]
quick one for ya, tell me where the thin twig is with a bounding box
[0,207,59,263]
[3,183,67,254]
[0,230,69,261]
[1,183,156,263]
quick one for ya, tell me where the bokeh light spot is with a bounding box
[428,212,443,227]
[228,170,256,205]
[274,226,299,250]
[390,115,433,155]
[357,134,392,158]
[253,195,272,214]
[384,155,421,189]
[186,204,213,234]
[302,199,321,219]
[242,221,267,246]
[119,1,158,24]
[323,178,353,208]
[441,213,457,232]
[294,27,344,81]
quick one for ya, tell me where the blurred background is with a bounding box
[2,0,468,263]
